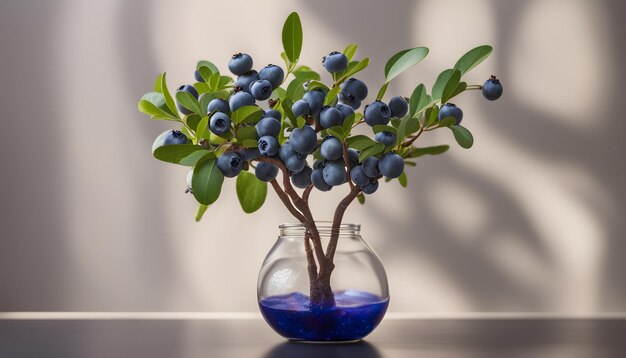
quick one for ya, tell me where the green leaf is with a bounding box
[192,157,224,205]
[236,125,258,141]
[241,139,258,148]
[195,204,209,222]
[454,45,493,75]
[195,116,210,140]
[197,60,219,74]
[281,98,296,128]
[450,125,474,149]
[197,66,214,83]
[432,69,454,102]
[376,82,389,101]
[219,76,233,89]
[357,192,365,204]
[154,73,178,117]
[338,58,369,83]
[231,106,264,125]
[450,81,467,99]
[326,126,345,140]
[287,78,306,101]
[324,86,341,106]
[438,116,457,128]
[358,143,385,161]
[272,86,287,100]
[343,43,358,61]
[342,113,356,133]
[408,145,450,158]
[293,66,320,81]
[184,113,202,131]
[347,135,378,151]
[282,12,303,64]
[384,47,429,83]
[404,160,416,167]
[280,52,290,69]
[198,93,215,117]
[305,81,330,92]
[152,144,211,166]
[208,72,221,92]
[398,171,407,187]
[440,69,462,104]
[236,171,267,213]
[175,91,202,114]
[138,96,178,121]
[409,84,429,117]
[372,124,397,135]
[425,106,440,127]
[296,116,306,129]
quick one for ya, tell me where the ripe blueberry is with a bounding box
[340,78,368,102]
[361,178,379,195]
[292,100,310,118]
[279,141,307,172]
[291,166,313,189]
[322,161,346,186]
[250,79,273,101]
[362,156,380,178]
[311,168,332,191]
[228,53,253,76]
[163,130,188,145]
[229,91,255,112]
[482,75,503,101]
[319,106,343,128]
[258,135,279,156]
[322,51,348,73]
[194,69,205,83]
[350,165,369,187]
[207,98,230,114]
[303,90,325,117]
[209,112,231,135]
[256,117,281,138]
[320,136,343,161]
[364,100,391,126]
[289,126,317,154]
[259,64,285,89]
[348,148,359,167]
[239,148,261,161]
[375,131,397,146]
[255,162,279,182]
[335,103,355,120]
[235,70,260,93]
[389,96,409,118]
[379,152,404,179]
[438,103,463,124]
[264,109,282,120]
[217,152,243,178]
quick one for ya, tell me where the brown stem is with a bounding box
[304,232,318,281]
[325,186,361,262]
[269,180,306,222]
[342,142,356,190]
[401,127,424,148]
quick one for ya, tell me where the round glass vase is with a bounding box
[257,222,389,342]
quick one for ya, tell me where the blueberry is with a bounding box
[303,90,326,117]
[229,91,255,112]
[313,159,325,170]
[235,70,260,93]
[320,136,343,161]
[375,131,397,146]
[364,100,391,126]
[209,112,231,135]
[228,53,253,76]
[348,148,359,167]
[279,141,307,172]
[335,103,355,120]
[259,64,285,89]
[217,152,243,177]
[344,100,361,110]
[176,84,199,115]
[258,135,279,156]
[438,103,463,124]
[379,153,404,179]
[350,166,369,187]
[207,98,230,114]
[389,96,409,118]
[239,148,261,161]
[322,51,348,73]
[318,106,343,129]
[250,79,273,101]
[361,178,379,194]
[322,161,346,186]
[291,165,313,189]
[255,162,279,182]
[194,69,205,83]
[256,117,281,138]
[163,130,188,145]
[292,100,310,118]
[264,109,282,120]
[311,168,332,191]
[289,126,317,154]
[340,78,368,102]
[482,75,503,101]
[362,156,380,178]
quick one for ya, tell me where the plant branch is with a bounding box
[401,127,424,147]
[325,185,361,262]
[304,231,319,280]
[342,142,356,190]
[269,180,306,222]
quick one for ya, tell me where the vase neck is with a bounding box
[279,222,361,237]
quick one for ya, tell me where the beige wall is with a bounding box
[1,0,625,313]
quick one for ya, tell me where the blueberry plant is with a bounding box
[139,12,503,308]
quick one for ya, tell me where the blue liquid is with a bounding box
[259,290,389,341]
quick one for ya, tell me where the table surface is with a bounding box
[1,317,625,358]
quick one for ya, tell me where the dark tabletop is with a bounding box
[1,318,625,358]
